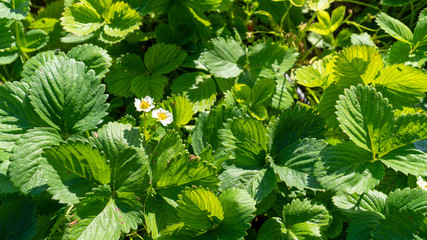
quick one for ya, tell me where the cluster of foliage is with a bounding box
[1,0,427,239]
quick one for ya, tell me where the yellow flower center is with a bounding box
[140,100,150,110]
[158,112,168,120]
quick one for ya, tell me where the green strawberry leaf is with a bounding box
[176,187,224,230]
[28,57,109,137]
[272,138,326,190]
[144,43,187,75]
[333,46,383,87]
[0,82,44,151]
[219,167,276,202]
[0,19,14,51]
[336,84,394,155]
[70,186,142,240]
[0,197,37,239]
[105,53,145,97]
[8,127,61,195]
[130,74,168,100]
[171,72,217,113]
[21,29,49,53]
[213,188,256,240]
[314,141,385,194]
[43,139,111,204]
[21,50,67,81]
[380,145,427,176]
[61,2,103,36]
[159,95,193,128]
[155,154,219,195]
[67,43,112,78]
[0,0,31,20]
[103,1,141,38]
[376,12,413,44]
[202,37,245,78]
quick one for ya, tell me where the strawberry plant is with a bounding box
[1,0,427,239]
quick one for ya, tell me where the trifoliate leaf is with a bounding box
[0,197,37,240]
[0,82,44,151]
[213,188,256,240]
[0,19,14,51]
[21,29,49,53]
[336,85,394,155]
[314,141,385,194]
[61,3,103,36]
[156,154,219,194]
[376,12,413,44]
[8,127,62,195]
[144,43,187,75]
[270,107,326,156]
[67,43,112,78]
[159,95,193,127]
[177,187,224,230]
[202,37,245,78]
[130,74,168,100]
[43,140,111,204]
[219,167,276,202]
[21,50,67,81]
[29,57,109,136]
[171,72,217,113]
[105,53,144,97]
[103,1,141,38]
[272,138,326,190]
[0,0,31,20]
[333,46,383,86]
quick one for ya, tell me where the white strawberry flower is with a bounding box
[135,96,155,112]
[416,176,427,191]
[152,108,173,126]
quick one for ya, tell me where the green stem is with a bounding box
[14,20,30,62]
[306,87,320,104]
[335,0,380,10]
[297,12,317,43]
[346,20,379,32]
[2,65,10,81]
[280,3,292,32]
[143,113,149,142]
